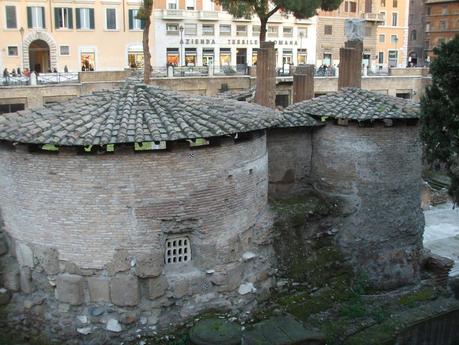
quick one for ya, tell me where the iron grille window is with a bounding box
[165,237,191,264]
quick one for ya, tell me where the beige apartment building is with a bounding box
[375,0,409,69]
[316,0,409,71]
[0,0,148,73]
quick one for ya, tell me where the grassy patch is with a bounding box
[398,287,437,307]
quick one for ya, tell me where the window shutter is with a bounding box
[41,7,46,28]
[128,9,133,30]
[140,19,145,30]
[68,8,73,29]
[54,8,60,29]
[27,7,32,28]
[76,8,81,29]
[89,8,95,29]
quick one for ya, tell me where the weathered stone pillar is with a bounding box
[293,64,315,103]
[255,41,276,109]
[338,47,361,89]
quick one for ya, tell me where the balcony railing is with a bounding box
[361,13,385,23]
[162,9,184,19]
[199,11,219,20]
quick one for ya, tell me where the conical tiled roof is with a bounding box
[282,88,420,122]
[0,84,280,146]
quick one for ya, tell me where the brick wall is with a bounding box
[0,133,268,269]
[311,122,424,289]
[267,128,313,198]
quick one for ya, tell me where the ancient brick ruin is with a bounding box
[0,83,425,343]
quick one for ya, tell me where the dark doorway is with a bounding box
[236,48,247,73]
[29,39,50,73]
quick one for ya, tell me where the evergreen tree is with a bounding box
[137,0,153,84]
[216,0,343,42]
[421,35,459,203]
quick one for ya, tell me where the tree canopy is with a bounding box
[216,0,343,41]
[421,35,459,203]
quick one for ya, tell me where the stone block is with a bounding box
[106,249,130,276]
[20,267,35,294]
[211,263,243,292]
[0,235,8,256]
[110,275,139,307]
[148,275,168,300]
[0,288,11,305]
[87,276,110,302]
[55,274,84,305]
[168,270,205,298]
[34,246,59,275]
[135,252,164,278]
[3,263,20,292]
[15,242,34,268]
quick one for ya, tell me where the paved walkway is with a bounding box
[424,202,459,276]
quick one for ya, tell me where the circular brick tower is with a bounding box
[288,88,424,289]
[0,84,278,342]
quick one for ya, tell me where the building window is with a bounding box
[392,12,398,26]
[60,45,70,56]
[378,51,384,64]
[440,20,447,31]
[166,48,179,66]
[76,8,95,30]
[236,25,247,36]
[344,1,357,12]
[267,26,278,37]
[167,0,178,9]
[202,24,214,36]
[410,30,417,41]
[298,27,308,38]
[220,24,231,36]
[185,0,195,10]
[27,6,45,29]
[323,53,332,66]
[388,50,398,67]
[252,25,260,36]
[0,103,25,114]
[184,23,197,35]
[324,25,332,35]
[381,0,386,6]
[166,23,179,34]
[426,22,430,32]
[379,34,385,43]
[426,6,431,16]
[185,48,196,66]
[54,8,73,29]
[283,26,293,37]
[5,6,17,29]
[202,48,214,66]
[7,46,18,56]
[165,237,191,264]
[297,48,307,65]
[391,34,398,44]
[106,8,117,30]
[220,47,231,65]
[442,4,448,15]
[128,46,144,68]
[380,11,386,25]
[128,9,144,30]
[393,0,397,8]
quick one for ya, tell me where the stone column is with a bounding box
[255,41,276,109]
[339,19,364,89]
[292,64,315,103]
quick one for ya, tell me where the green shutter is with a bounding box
[68,8,73,29]
[128,9,133,30]
[41,7,45,28]
[54,8,60,29]
[76,8,81,29]
[89,8,94,29]
[27,7,32,28]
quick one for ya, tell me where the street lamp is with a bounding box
[179,25,184,66]
[19,27,25,71]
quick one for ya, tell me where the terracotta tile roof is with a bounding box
[0,84,279,146]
